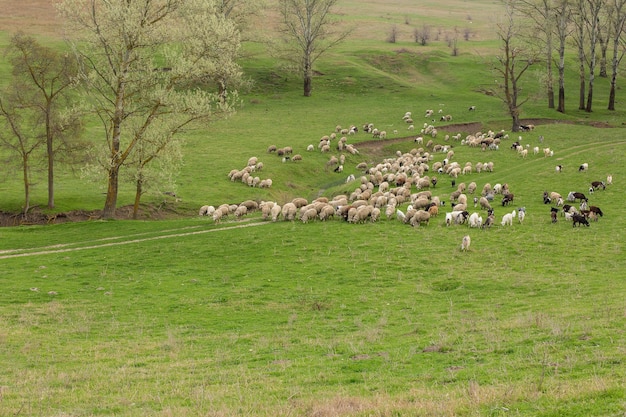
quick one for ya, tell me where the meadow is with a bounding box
[1,0,626,416]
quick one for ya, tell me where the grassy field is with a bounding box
[1,0,626,416]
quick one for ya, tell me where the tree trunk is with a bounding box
[102,166,119,219]
[133,174,143,220]
[22,156,30,215]
[608,84,616,110]
[578,76,585,110]
[546,29,555,109]
[586,73,594,112]
[558,85,565,113]
[303,53,312,97]
[46,103,54,209]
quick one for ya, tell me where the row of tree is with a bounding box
[496,0,626,131]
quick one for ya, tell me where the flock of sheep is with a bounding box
[203,109,611,251]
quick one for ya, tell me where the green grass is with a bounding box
[2,0,626,415]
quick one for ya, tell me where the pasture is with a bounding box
[1,0,626,416]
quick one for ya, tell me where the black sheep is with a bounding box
[572,213,590,227]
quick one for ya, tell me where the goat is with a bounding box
[572,213,590,227]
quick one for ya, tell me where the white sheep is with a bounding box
[579,162,589,172]
[468,212,483,228]
[501,209,516,226]
[409,210,430,227]
[199,205,215,216]
[281,202,297,221]
[460,235,471,251]
[607,174,613,185]
[300,208,318,223]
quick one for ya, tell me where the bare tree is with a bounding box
[5,33,84,209]
[554,0,574,112]
[277,0,350,97]
[449,27,460,56]
[518,0,557,108]
[572,0,588,110]
[58,0,242,219]
[492,0,537,131]
[387,25,399,43]
[584,0,604,112]
[0,90,43,215]
[608,0,626,110]
[414,24,431,45]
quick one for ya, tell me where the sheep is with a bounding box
[260,201,275,220]
[300,208,318,223]
[234,205,248,219]
[281,203,297,221]
[478,196,492,211]
[468,212,483,228]
[306,144,315,151]
[555,165,562,173]
[199,205,215,216]
[270,204,282,221]
[607,174,613,185]
[259,179,273,188]
[572,213,590,227]
[468,105,476,111]
[579,162,589,172]
[409,210,431,227]
[247,156,258,167]
[460,235,471,251]
[501,209,516,226]
[517,207,526,223]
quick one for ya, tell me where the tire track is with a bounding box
[0,221,269,260]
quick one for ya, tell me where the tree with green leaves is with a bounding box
[57,0,242,219]
[277,0,350,97]
[0,33,83,213]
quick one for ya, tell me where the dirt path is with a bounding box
[0,221,269,260]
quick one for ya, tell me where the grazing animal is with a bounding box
[589,206,603,217]
[517,207,526,223]
[555,165,563,173]
[607,174,613,185]
[501,193,514,206]
[591,181,605,190]
[460,235,471,251]
[579,162,589,172]
[551,210,558,223]
[501,209,516,226]
[572,213,590,227]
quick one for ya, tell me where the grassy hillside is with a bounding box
[1,1,626,416]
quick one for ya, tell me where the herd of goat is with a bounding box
[202,111,611,249]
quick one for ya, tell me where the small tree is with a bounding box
[414,24,431,45]
[387,25,399,43]
[0,89,43,214]
[4,32,83,209]
[492,0,536,131]
[277,0,350,97]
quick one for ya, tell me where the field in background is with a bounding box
[1,1,626,416]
